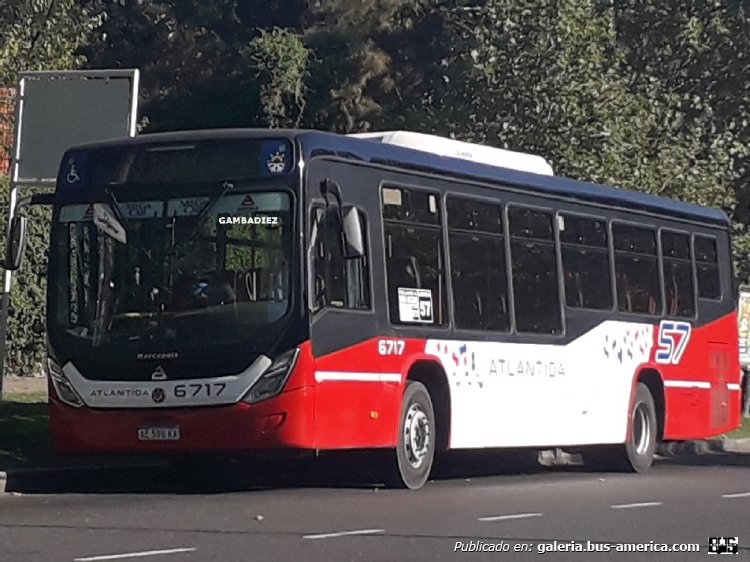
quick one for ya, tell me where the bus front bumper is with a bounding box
[49,386,315,453]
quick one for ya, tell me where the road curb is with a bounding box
[659,437,750,456]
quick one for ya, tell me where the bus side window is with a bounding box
[613,224,661,315]
[661,231,695,317]
[695,235,721,300]
[382,187,445,326]
[508,206,562,334]
[447,195,509,331]
[311,204,370,311]
[559,214,612,311]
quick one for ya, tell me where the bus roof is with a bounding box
[297,130,729,228]
[61,128,730,228]
[347,131,554,176]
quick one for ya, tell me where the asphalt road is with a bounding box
[1,452,749,562]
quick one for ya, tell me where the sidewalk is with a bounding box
[1,375,47,398]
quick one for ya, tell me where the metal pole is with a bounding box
[0,183,18,399]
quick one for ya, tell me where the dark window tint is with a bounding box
[661,232,695,317]
[508,207,553,240]
[562,248,612,309]
[695,235,720,299]
[509,206,561,334]
[312,206,370,310]
[382,187,440,225]
[613,224,661,315]
[662,231,691,260]
[613,223,657,255]
[383,187,445,325]
[447,196,503,234]
[448,197,509,331]
[560,215,612,310]
[559,215,608,248]
[695,236,718,262]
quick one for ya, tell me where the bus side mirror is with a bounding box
[320,178,343,205]
[3,216,28,271]
[342,205,364,259]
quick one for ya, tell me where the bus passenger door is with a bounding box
[306,163,388,448]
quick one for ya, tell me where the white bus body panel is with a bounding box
[426,321,654,448]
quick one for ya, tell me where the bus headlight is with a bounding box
[48,358,85,408]
[243,348,299,404]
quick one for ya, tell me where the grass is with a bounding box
[1,391,161,471]
[2,390,47,403]
[0,399,50,470]
[724,416,750,439]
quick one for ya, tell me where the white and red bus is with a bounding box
[8,129,741,488]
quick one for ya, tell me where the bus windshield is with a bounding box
[48,190,294,365]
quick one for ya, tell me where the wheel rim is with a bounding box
[403,402,431,469]
[632,401,651,455]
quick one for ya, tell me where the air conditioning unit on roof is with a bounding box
[348,131,553,176]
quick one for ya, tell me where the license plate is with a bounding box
[137,426,181,441]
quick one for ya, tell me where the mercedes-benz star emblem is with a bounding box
[152,388,166,403]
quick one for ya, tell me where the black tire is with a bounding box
[393,381,436,490]
[585,382,657,473]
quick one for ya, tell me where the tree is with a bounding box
[0,0,103,84]
[0,0,103,377]
[614,0,750,278]
[80,0,309,131]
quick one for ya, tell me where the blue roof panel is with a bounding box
[297,131,730,228]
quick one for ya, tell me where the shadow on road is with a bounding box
[659,451,750,468]
[4,449,748,495]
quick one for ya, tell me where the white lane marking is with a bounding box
[663,380,711,389]
[722,492,750,498]
[314,371,401,383]
[727,383,742,391]
[610,502,662,510]
[478,513,543,522]
[74,548,196,561]
[303,529,385,540]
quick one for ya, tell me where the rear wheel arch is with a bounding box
[404,359,451,451]
[636,368,665,442]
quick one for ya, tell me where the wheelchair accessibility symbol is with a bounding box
[66,160,81,183]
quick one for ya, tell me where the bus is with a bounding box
[5,128,741,489]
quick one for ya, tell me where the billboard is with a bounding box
[738,287,750,367]
[11,69,138,186]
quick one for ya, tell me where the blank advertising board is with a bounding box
[11,70,138,186]
[738,287,750,367]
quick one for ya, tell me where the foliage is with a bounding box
[0,177,50,377]
[244,28,310,128]
[1,1,102,377]
[404,0,747,277]
[79,0,308,131]
[0,0,104,84]
[614,0,750,278]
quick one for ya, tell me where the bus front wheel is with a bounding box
[393,381,436,490]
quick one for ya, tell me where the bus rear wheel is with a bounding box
[586,382,657,473]
[393,381,435,490]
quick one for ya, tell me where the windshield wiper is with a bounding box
[103,188,153,258]
[103,188,131,240]
[172,180,235,248]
